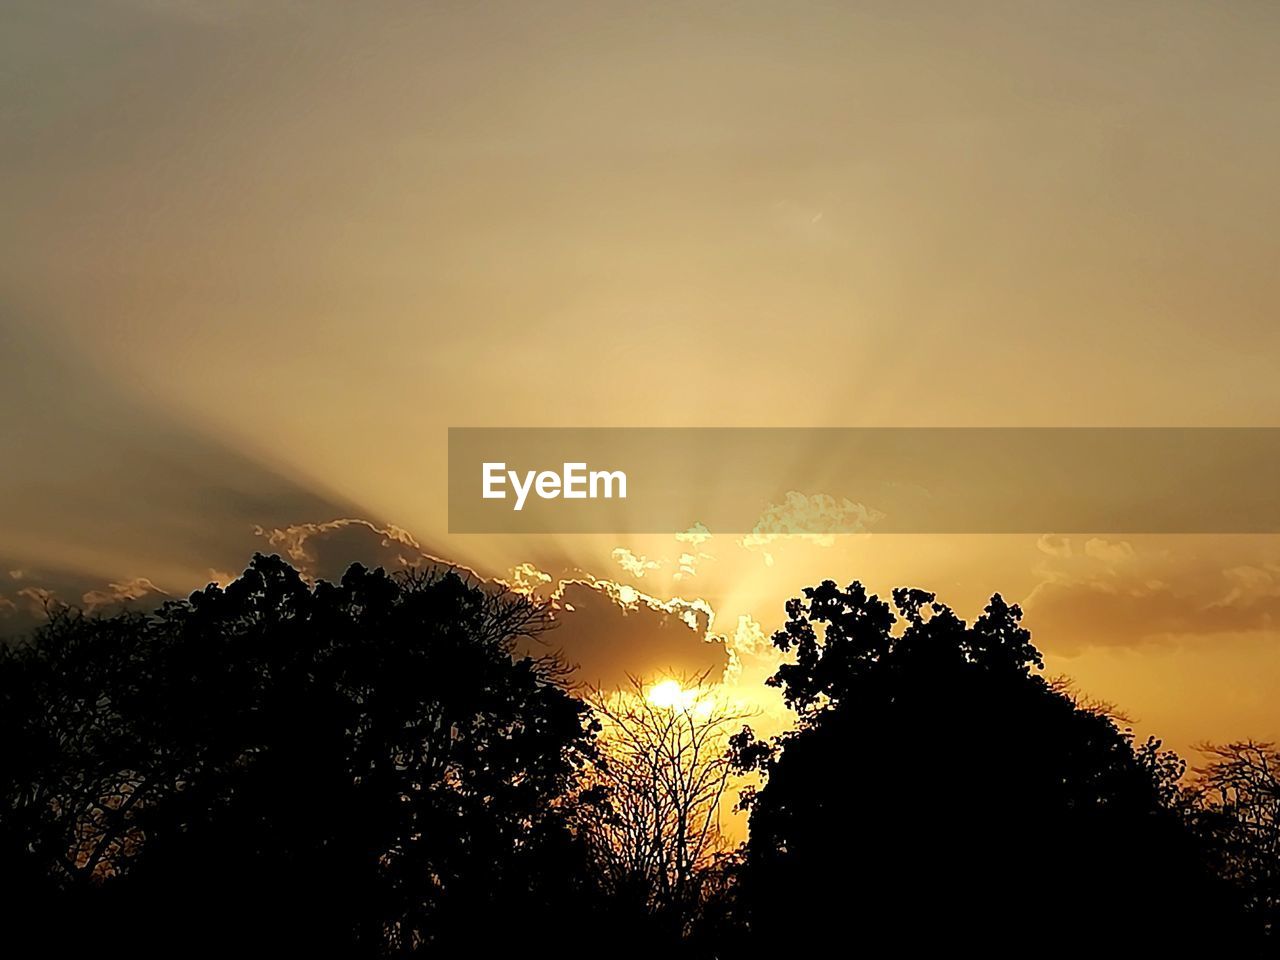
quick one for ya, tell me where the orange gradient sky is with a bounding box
[3,1,1279,769]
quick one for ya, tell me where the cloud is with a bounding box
[2,506,728,694]
[3,569,174,628]
[16,586,58,613]
[674,551,708,581]
[0,584,65,631]
[1082,538,1137,566]
[82,577,169,612]
[1212,563,1280,609]
[253,518,451,582]
[676,523,712,548]
[206,569,237,588]
[673,526,714,581]
[608,529,715,583]
[542,577,726,690]
[722,613,782,686]
[1036,534,1072,558]
[739,492,882,564]
[250,519,729,691]
[1023,537,1280,652]
[0,516,451,630]
[505,562,554,596]
[612,547,661,578]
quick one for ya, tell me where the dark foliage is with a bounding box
[3,562,1273,956]
[0,554,607,957]
[731,580,1254,953]
[1185,741,1280,939]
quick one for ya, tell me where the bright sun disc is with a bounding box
[646,679,714,717]
[646,679,686,709]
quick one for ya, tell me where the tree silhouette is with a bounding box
[581,673,748,937]
[0,555,604,956]
[4,561,1272,956]
[1186,741,1280,941]
[730,579,1245,952]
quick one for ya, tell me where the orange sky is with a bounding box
[3,1,1279,769]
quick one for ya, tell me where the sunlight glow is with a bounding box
[646,678,714,718]
[646,679,687,708]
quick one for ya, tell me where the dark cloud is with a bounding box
[0,560,176,638]
[82,577,168,612]
[1023,537,1280,653]
[252,518,454,583]
[545,579,726,690]
[0,465,732,691]
[249,523,731,690]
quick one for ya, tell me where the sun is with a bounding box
[645,678,716,718]
[646,678,689,709]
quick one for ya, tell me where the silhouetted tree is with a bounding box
[6,561,1268,957]
[0,555,604,956]
[1186,741,1280,941]
[730,580,1246,952]
[582,673,748,937]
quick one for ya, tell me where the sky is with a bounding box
[3,0,1280,775]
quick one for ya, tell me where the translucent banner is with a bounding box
[447,428,1280,534]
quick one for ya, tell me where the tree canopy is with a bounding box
[731,579,1247,952]
[0,554,602,955]
[2,563,1273,955]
